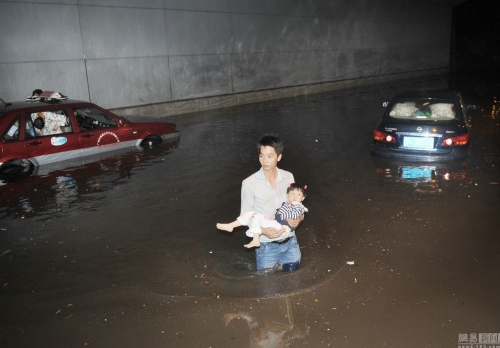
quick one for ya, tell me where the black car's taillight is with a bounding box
[373,130,396,143]
[441,134,469,146]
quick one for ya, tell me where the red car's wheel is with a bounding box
[0,159,35,182]
[140,136,162,149]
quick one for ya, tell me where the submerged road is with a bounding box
[1,76,499,347]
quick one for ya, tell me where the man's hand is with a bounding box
[261,226,284,239]
[287,215,304,228]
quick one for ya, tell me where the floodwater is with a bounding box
[1,75,499,347]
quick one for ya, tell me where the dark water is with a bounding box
[1,74,499,347]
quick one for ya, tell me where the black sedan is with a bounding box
[371,89,471,162]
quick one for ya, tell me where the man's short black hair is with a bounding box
[257,134,284,155]
[32,89,43,97]
[33,117,45,130]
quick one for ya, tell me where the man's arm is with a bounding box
[287,215,304,228]
[261,226,284,239]
[284,204,305,228]
[240,179,254,215]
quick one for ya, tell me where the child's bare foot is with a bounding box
[244,240,261,248]
[216,223,233,232]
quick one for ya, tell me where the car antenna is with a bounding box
[0,97,12,109]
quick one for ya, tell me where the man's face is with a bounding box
[259,145,281,172]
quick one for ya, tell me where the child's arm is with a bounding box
[278,203,303,218]
[287,205,306,228]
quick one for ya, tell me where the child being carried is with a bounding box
[217,183,308,248]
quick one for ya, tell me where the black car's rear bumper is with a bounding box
[371,143,470,162]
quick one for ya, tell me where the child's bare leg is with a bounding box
[244,233,261,248]
[216,220,241,232]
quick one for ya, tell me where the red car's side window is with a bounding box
[28,110,73,137]
[73,107,117,131]
[25,114,38,139]
[2,115,21,142]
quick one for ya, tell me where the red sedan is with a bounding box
[0,93,179,176]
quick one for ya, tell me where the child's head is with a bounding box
[287,183,306,203]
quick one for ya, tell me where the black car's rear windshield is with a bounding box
[387,98,459,121]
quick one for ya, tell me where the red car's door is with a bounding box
[72,106,133,161]
[1,114,27,164]
[23,109,82,166]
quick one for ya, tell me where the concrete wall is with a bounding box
[0,0,456,115]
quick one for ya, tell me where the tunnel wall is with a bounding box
[0,0,454,116]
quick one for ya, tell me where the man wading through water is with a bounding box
[241,134,303,272]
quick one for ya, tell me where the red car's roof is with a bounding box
[1,99,95,117]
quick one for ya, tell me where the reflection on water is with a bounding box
[489,96,499,119]
[0,138,180,220]
[374,163,468,183]
[466,95,500,120]
[372,158,469,193]
[224,297,310,348]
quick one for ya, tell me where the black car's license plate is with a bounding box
[403,136,434,149]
